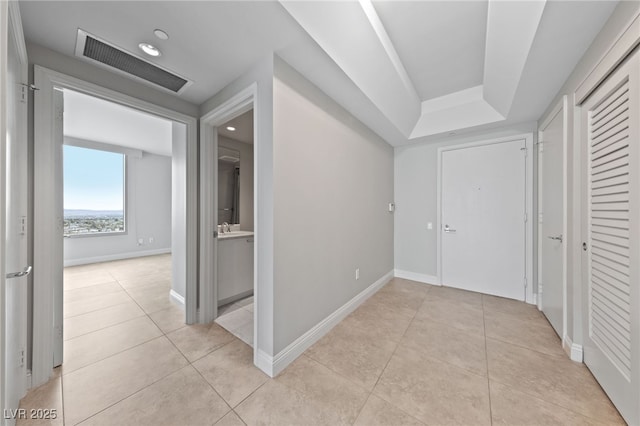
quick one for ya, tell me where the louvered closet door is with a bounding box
[581,49,639,425]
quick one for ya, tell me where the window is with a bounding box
[63,145,126,236]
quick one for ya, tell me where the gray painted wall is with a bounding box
[538,1,640,346]
[63,149,172,265]
[272,59,394,354]
[219,136,254,231]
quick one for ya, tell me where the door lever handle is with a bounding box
[547,235,563,243]
[444,224,457,233]
[6,266,32,279]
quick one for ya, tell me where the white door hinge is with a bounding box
[19,216,26,235]
[521,147,527,157]
[538,141,544,153]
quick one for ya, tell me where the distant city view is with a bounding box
[64,145,126,237]
[64,210,125,236]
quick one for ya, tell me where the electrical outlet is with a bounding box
[427,222,433,230]
[137,238,144,246]
[149,237,154,244]
[355,268,360,280]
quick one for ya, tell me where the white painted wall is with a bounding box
[219,136,254,231]
[538,1,640,349]
[272,59,394,354]
[63,148,171,266]
[394,124,536,281]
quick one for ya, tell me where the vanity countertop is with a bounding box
[218,231,254,241]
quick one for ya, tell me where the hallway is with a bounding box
[18,265,622,425]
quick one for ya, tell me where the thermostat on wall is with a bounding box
[388,203,395,212]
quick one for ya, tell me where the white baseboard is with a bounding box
[394,269,439,285]
[169,289,185,306]
[262,270,394,378]
[563,335,583,363]
[63,248,171,267]
[255,349,274,377]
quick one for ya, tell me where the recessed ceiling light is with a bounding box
[226,126,236,131]
[138,42,161,57]
[154,29,169,40]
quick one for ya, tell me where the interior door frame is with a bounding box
[0,2,29,418]
[436,133,535,303]
[199,83,256,326]
[1,0,29,416]
[32,66,198,388]
[537,96,569,341]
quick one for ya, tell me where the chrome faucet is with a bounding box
[222,222,231,233]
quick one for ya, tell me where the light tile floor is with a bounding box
[18,266,624,425]
[216,296,254,347]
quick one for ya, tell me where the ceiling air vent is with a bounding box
[75,29,191,94]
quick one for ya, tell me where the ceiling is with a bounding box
[373,1,488,101]
[21,1,619,147]
[218,109,254,145]
[63,89,174,156]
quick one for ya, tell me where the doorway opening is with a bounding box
[199,83,260,367]
[32,66,198,387]
[60,88,186,374]
[213,109,255,347]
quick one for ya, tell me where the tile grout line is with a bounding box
[360,285,430,425]
[162,331,237,423]
[350,392,374,426]
[484,334,566,360]
[68,363,189,426]
[230,409,248,426]
[60,260,180,424]
[59,369,66,426]
[63,298,133,320]
[61,333,165,378]
[486,375,617,424]
[300,284,436,425]
[230,377,271,413]
[62,262,185,425]
[63,309,147,342]
[482,296,494,426]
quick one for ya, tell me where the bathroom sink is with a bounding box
[218,231,254,240]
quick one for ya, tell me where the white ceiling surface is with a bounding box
[218,109,254,145]
[372,1,488,101]
[19,1,302,105]
[21,1,618,147]
[63,89,173,156]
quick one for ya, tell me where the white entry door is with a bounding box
[3,4,29,422]
[441,139,526,300]
[539,103,565,337]
[580,50,639,425]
